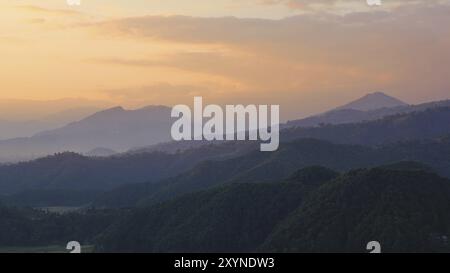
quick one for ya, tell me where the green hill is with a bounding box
[95,166,450,253]
[263,168,450,253]
[94,137,450,208]
[95,167,337,252]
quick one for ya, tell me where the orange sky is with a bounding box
[1,0,450,120]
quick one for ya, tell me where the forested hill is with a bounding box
[94,137,450,208]
[1,106,450,196]
[0,143,249,194]
[283,106,450,145]
[263,166,450,253]
[95,166,450,253]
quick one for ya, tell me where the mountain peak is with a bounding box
[100,106,125,113]
[335,92,408,111]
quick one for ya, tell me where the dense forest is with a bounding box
[2,164,449,253]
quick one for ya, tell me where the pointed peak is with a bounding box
[335,92,408,111]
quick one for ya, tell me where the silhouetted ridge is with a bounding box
[335,92,407,111]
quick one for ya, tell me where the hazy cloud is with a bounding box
[89,2,450,109]
[256,0,450,12]
[17,5,83,16]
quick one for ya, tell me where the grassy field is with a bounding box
[0,245,95,253]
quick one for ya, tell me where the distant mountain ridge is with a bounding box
[0,106,101,141]
[286,99,450,128]
[283,106,450,146]
[2,103,450,199]
[0,92,447,162]
[335,92,407,111]
[0,105,174,162]
[287,92,414,128]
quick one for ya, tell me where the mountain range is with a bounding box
[93,136,450,209]
[286,93,450,128]
[0,92,429,162]
[2,97,450,205]
[0,106,174,162]
[1,92,450,253]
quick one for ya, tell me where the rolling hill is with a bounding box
[93,137,450,208]
[95,166,450,253]
[0,143,248,195]
[95,167,338,253]
[2,102,450,207]
[263,167,450,253]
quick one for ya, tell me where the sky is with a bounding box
[1,0,450,120]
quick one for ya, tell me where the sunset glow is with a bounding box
[1,0,450,120]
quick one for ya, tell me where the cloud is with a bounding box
[17,5,83,16]
[85,1,450,117]
[256,0,450,12]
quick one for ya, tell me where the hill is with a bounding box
[0,143,247,195]
[95,167,337,253]
[95,167,450,253]
[3,105,450,205]
[263,168,450,253]
[93,137,450,208]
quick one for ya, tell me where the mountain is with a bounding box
[283,106,450,145]
[2,105,450,205]
[93,137,450,208]
[0,143,251,195]
[286,97,450,129]
[128,99,450,156]
[0,105,174,162]
[262,167,450,253]
[95,167,450,253]
[335,92,407,111]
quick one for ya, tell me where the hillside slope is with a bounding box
[96,167,450,253]
[263,168,450,253]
